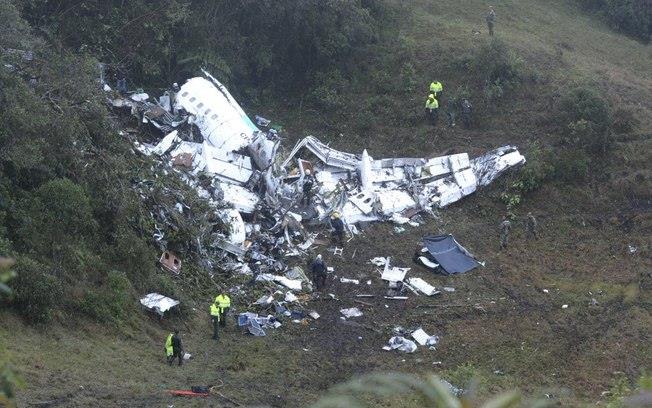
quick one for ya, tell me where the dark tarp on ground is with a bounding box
[422,234,480,274]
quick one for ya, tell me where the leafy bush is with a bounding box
[552,149,590,182]
[453,39,526,103]
[611,107,639,134]
[80,271,135,324]
[559,86,613,153]
[309,70,349,112]
[11,258,63,323]
[579,0,651,42]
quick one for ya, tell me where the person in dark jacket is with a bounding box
[330,212,345,246]
[311,254,327,290]
[460,99,473,129]
[167,329,184,366]
[302,169,315,204]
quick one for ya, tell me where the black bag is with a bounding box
[191,386,209,394]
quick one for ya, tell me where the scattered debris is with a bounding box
[628,245,638,254]
[407,277,440,296]
[562,304,569,309]
[411,328,439,346]
[139,293,180,316]
[381,259,410,282]
[442,287,455,292]
[340,277,360,284]
[383,336,417,353]
[340,307,364,318]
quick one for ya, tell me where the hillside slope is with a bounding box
[2,0,651,407]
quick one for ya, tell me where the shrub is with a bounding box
[579,0,651,42]
[552,149,590,182]
[309,70,349,112]
[473,39,525,102]
[11,258,63,323]
[611,107,639,134]
[559,86,613,153]
[80,271,135,324]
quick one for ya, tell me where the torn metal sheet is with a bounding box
[248,132,280,170]
[471,145,526,186]
[340,307,363,318]
[417,256,439,269]
[152,130,180,156]
[282,136,359,171]
[381,266,409,282]
[411,328,439,346]
[407,277,440,296]
[140,293,179,315]
[216,209,246,245]
[220,183,259,213]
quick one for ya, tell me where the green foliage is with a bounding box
[0,257,15,297]
[473,39,526,102]
[579,0,651,42]
[80,271,136,325]
[0,361,25,408]
[552,149,590,182]
[11,257,63,322]
[19,0,386,90]
[559,86,613,154]
[611,107,639,134]
[309,70,349,112]
[311,372,551,408]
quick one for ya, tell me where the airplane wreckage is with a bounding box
[110,70,525,276]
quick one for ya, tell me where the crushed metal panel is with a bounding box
[152,130,180,156]
[248,132,280,170]
[348,190,376,214]
[216,209,246,245]
[219,183,259,213]
[376,190,417,215]
[282,136,359,170]
[448,153,471,172]
[453,168,478,196]
[201,145,253,185]
[472,145,525,186]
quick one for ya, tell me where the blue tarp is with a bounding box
[422,234,480,274]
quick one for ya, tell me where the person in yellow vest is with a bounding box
[165,329,183,366]
[429,81,443,98]
[214,292,231,328]
[425,94,439,125]
[210,302,220,340]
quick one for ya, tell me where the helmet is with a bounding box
[332,212,341,219]
[305,169,311,175]
[317,254,322,260]
[428,94,435,100]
